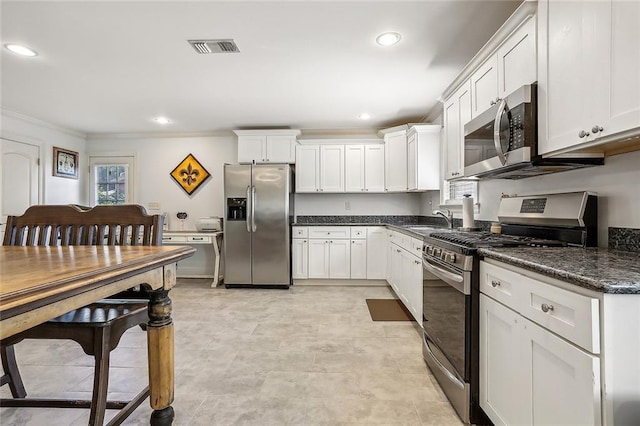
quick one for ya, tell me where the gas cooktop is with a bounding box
[428,231,567,249]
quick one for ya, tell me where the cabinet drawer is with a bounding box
[481,261,600,354]
[521,277,600,354]
[410,237,423,257]
[350,227,367,239]
[187,235,212,244]
[162,235,188,243]
[308,226,350,239]
[293,226,308,238]
[480,261,520,310]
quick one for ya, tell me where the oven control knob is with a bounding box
[426,246,434,255]
[441,251,448,260]
[445,253,456,263]
[434,248,442,257]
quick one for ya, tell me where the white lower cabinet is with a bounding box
[350,239,367,279]
[308,238,350,279]
[366,226,387,279]
[291,238,308,279]
[386,230,423,323]
[480,260,603,426]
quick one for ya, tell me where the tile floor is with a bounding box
[1,281,463,425]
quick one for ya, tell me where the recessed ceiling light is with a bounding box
[358,113,371,120]
[4,43,38,57]
[153,117,171,125]
[376,32,401,47]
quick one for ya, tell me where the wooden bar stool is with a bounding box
[0,204,163,426]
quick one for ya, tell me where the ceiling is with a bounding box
[1,1,522,136]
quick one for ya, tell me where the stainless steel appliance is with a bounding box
[422,191,597,424]
[223,164,293,288]
[463,83,603,179]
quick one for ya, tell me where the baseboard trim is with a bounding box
[293,279,389,287]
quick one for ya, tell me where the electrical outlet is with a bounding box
[148,202,161,210]
[345,201,351,210]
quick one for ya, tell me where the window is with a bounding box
[89,155,136,206]
[442,179,479,206]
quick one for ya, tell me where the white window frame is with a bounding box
[88,153,137,206]
[440,178,480,212]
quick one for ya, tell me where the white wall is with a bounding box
[86,134,236,231]
[1,110,87,206]
[295,192,422,217]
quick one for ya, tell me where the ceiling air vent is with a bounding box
[188,39,240,54]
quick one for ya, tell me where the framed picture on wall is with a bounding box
[53,146,79,179]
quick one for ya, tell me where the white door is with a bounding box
[497,16,537,98]
[470,54,498,118]
[328,239,350,279]
[308,239,329,278]
[366,227,387,279]
[344,145,365,192]
[320,145,344,192]
[408,255,423,323]
[349,239,367,279]
[384,132,407,192]
[265,135,295,163]
[237,135,266,164]
[295,145,319,192]
[291,238,308,279]
[480,295,530,426]
[407,134,417,190]
[1,139,40,241]
[364,145,385,192]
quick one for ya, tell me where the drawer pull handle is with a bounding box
[491,280,501,288]
[192,237,204,240]
[541,303,554,313]
[397,249,401,253]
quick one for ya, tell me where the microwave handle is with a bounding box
[493,98,509,166]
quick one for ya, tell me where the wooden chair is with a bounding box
[0,204,163,426]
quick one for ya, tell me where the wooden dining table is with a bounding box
[0,244,196,425]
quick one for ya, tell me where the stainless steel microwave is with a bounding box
[463,83,603,179]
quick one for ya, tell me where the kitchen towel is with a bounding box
[462,196,474,228]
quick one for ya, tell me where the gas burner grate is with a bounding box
[428,232,566,248]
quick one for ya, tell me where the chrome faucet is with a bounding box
[433,209,454,229]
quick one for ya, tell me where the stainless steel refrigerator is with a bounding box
[223,164,292,288]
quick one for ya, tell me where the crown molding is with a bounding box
[86,130,234,140]
[1,108,87,139]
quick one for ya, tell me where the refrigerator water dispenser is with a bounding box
[227,197,246,221]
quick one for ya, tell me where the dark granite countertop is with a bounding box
[478,247,640,294]
[291,222,448,239]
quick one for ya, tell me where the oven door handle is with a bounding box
[493,98,509,166]
[422,258,468,295]
[424,338,465,388]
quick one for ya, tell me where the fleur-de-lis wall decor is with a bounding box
[170,153,211,195]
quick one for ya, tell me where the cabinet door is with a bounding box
[320,145,345,192]
[480,295,530,426]
[384,132,407,191]
[350,239,367,279]
[408,255,423,323]
[539,0,610,154]
[386,239,395,285]
[266,135,296,163]
[328,239,350,279]
[607,0,640,137]
[364,145,385,192]
[238,135,266,164]
[345,145,365,192]
[444,81,471,180]
[470,54,498,118]
[292,239,308,279]
[497,16,537,99]
[407,134,418,191]
[524,316,601,426]
[366,227,387,279]
[295,145,319,192]
[308,239,329,278]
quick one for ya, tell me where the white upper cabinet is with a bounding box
[345,144,385,192]
[319,145,345,192]
[497,16,537,99]
[382,129,408,192]
[471,15,537,119]
[407,125,441,191]
[234,130,300,164]
[444,81,472,180]
[364,145,385,192]
[470,55,499,119]
[538,0,640,155]
[295,145,320,192]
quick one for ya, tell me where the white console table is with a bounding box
[162,231,223,287]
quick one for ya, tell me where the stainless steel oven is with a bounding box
[422,250,474,424]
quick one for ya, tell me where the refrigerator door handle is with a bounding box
[246,185,251,233]
[251,185,257,232]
